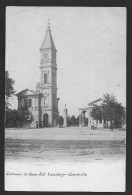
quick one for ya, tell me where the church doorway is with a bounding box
[43,113,48,127]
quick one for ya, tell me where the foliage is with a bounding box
[5,96,34,128]
[102,94,117,121]
[67,115,79,126]
[102,93,125,128]
[5,109,20,128]
[90,93,126,128]
[76,116,79,126]
[5,108,34,128]
[5,71,34,128]
[91,105,102,121]
[70,115,77,126]
[58,115,79,127]
[59,115,64,126]
[67,116,71,127]
[5,71,15,109]
[5,71,15,97]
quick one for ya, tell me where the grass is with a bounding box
[5,127,126,164]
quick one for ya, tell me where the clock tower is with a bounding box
[36,21,59,127]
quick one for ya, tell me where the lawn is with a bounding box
[5,127,126,164]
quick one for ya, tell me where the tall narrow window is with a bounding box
[44,74,47,84]
[29,99,32,108]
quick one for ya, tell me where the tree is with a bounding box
[101,93,125,129]
[5,108,33,128]
[5,71,15,109]
[90,93,125,129]
[5,109,19,128]
[67,116,71,127]
[76,116,79,126]
[5,95,34,128]
[70,115,77,126]
[91,105,102,121]
[59,115,64,126]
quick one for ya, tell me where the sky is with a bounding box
[6,7,126,116]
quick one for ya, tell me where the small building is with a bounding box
[79,98,109,128]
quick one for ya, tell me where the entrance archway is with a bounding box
[43,113,48,127]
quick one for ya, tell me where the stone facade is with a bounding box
[16,22,59,128]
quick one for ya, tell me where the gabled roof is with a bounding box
[40,23,56,50]
[79,98,104,111]
[88,98,103,106]
[16,88,37,97]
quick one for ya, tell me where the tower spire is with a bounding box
[40,19,56,50]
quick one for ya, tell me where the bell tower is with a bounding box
[36,21,59,127]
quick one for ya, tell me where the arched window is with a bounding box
[44,74,47,84]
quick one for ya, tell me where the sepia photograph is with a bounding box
[5,6,126,192]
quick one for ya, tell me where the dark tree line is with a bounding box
[59,115,79,127]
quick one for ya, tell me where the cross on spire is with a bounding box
[47,18,50,30]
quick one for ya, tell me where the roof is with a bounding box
[16,88,37,96]
[88,98,103,106]
[40,24,56,50]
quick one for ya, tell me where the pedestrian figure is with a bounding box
[95,123,97,130]
[36,121,38,128]
[91,122,95,130]
[110,121,113,131]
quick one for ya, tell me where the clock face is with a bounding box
[42,51,51,63]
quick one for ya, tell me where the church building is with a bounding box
[16,22,59,128]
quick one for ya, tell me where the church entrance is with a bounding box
[43,113,48,127]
